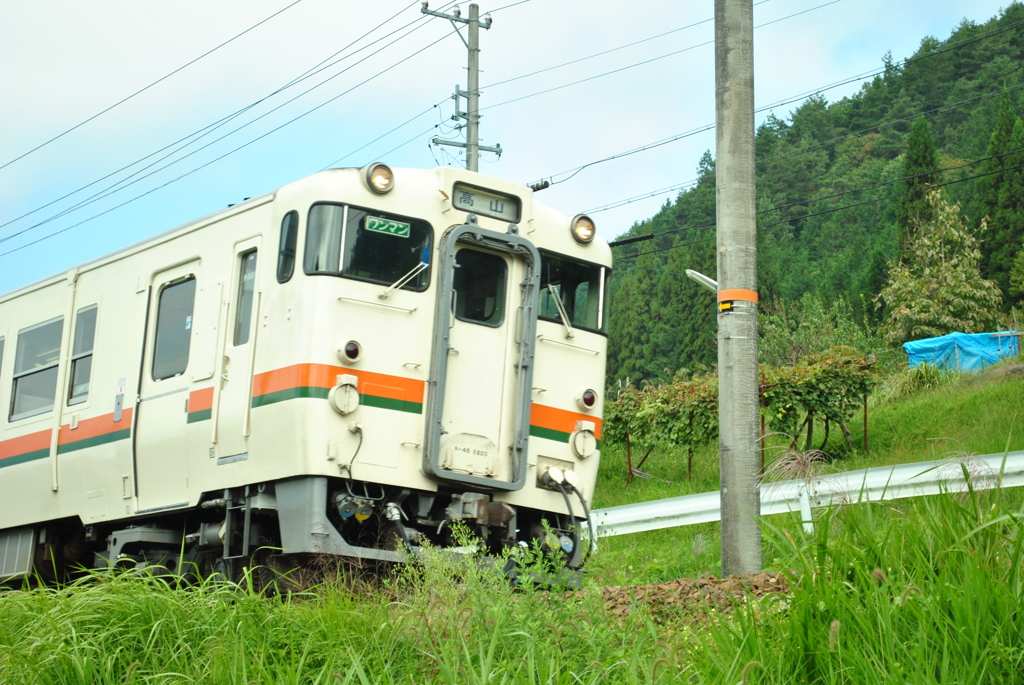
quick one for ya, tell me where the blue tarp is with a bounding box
[903,331,1020,372]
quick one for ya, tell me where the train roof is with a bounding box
[0,189,278,303]
[2,166,611,303]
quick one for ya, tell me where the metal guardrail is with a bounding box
[590,450,1024,538]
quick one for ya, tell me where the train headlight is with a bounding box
[363,162,395,194]
[570,214,595,244]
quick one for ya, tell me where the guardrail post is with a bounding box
[798,485,815,534]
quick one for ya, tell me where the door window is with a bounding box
[234,250,258,346]
[68,305,97,405]
[152,278,196,380]
[453,249,507,327]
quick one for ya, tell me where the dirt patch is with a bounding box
[975,362,1024,382]
[601,572,790,623]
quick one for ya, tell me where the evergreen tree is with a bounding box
[896,117,939,244]
[607,250,658,382]
[987,118,1024,304]
[877,190,1003,346]
[975,92,1017,220]
[975,92,1020,291]
[858,246,890,325]
[1010,247,1024,300]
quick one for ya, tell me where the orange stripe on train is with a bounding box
[252,363,424,403]
[189,387,214,413]
[530,403,603,439]
[57,408,134,445]
[0,429,52,460]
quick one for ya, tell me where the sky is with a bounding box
[0,0,1014,294]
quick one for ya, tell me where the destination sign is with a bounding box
[452,183,521,223]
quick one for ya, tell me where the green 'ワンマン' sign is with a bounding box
[365,216,410,238]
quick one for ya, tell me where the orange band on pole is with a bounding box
[717,288,758,303]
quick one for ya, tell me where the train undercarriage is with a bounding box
[1,476,589,587]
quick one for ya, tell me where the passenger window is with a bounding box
[305,203,432,291]
[10,317,63,420]
[234,250,257,346]
[68,305,97,405]
[152,278,196,381]
[277,211,298,283]
[453,250,507,326]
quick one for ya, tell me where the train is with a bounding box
[0,163,610,584]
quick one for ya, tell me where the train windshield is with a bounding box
[305,203,432,291]
[538,251,607,333]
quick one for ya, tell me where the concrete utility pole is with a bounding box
[714,0,762,575]
[421,2,501,171]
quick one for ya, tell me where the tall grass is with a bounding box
[3,369,1023,683]
[3,485,1020,683]
[0,553,684,684]
[687,485,1024,684]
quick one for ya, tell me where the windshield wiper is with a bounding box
[379,261,428,299]
[546,285,575,339]
[380,246,431,299]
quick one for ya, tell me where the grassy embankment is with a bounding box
[1,367,1022,684]
[589,364,1024,585]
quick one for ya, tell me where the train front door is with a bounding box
[424,224,540,491]
[441,247,513,479]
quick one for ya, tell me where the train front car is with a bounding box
[0,164,609,584]
[266,164,610,573]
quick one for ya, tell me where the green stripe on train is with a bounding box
[0,449,50,468]
[251,386,422,414]
[528,425,602,448]
[187,409,212,424]
[57,429,132,454]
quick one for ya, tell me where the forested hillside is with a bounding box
[608,3,1024,383]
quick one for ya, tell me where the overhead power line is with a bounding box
[5,1,1019,256]
[0,0,432,235]
[0,0,306,172]
[485,1,840,117]
[0,28,457,254]
[587,82,1024,215]
[612,147,1024,261]
[526,17,1024,191]
[0,2,450,244]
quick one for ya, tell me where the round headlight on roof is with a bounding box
[570,214,595,244]
[363,162,395,194]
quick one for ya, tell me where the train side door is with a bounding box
[214,238,261,461]
[135,262,203,511]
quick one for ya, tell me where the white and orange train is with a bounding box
[0,164,609,582]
